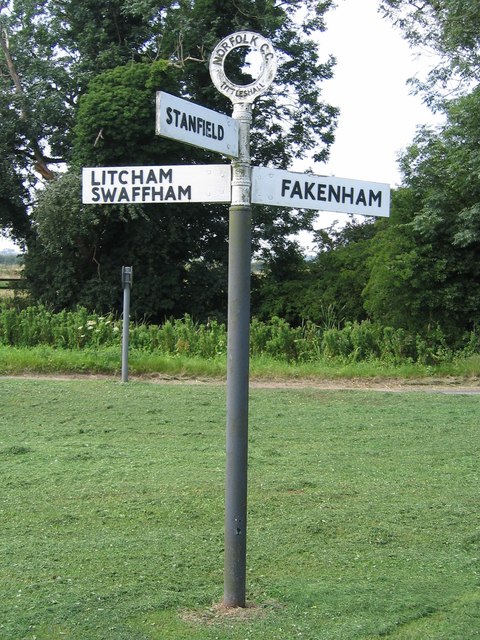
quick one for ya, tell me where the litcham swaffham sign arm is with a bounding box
[82,165,231,204]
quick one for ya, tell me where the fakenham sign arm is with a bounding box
[252,167,390,217]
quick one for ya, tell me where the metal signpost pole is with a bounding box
[223,101,252,608]
[121,266,132,383]
[209,31,278,608]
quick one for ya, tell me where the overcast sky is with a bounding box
[301,0,441,186]
[1,0,442,251]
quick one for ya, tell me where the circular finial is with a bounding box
[209,31,277,104]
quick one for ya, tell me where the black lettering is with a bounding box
[166,106,173,125]
[179,185,191,200]
[160,168,173,183]
[102,187,117,202]
[91,171,100,186]
[118,170,129,185]
[328,185,341,203]
[317,184,326,201]
[356,189,367,206]
[369,190,382,207]
[291,181,303,198]
[118,187,130,202]
[151,186,164,200]
[146,169,157,184]
[342,187,354,204]
[281,179,291,197]
[131,170,144,184]
[91,186,100,202]
[164,186,177,200]
[303,182,315,199]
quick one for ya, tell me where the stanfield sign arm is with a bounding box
[156,92,239,158]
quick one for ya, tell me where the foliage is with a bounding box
[0,2,338,242]
[364,89,480,340]
[252,220,382,326]
[1,0,340,318]
[379,0,480,104]
[1,379,480,638]
[1,303,480,367]
[22,62,231,319]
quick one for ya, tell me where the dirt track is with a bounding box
[6,373,480,394]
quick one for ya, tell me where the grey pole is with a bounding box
[224,103,252,608]
[209,30,277,609]
[121,266,132,383]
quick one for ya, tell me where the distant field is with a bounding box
[0,264,23,298]
[1,378,479,639]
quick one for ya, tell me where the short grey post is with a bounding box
[121,266,133,383]
[209,31,278,608]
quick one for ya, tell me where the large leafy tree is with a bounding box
[26,62,231,318]
[1,0,339,318]
[0,0,170,240]
[366,1,480,342]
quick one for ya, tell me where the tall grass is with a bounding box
[0,303,479,367]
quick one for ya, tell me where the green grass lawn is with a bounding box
[1,378,479,639]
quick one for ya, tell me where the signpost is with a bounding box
[209,30,278,609]
[81,28,390,611]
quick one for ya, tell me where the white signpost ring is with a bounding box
[209,31,277,104]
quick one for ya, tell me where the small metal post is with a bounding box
[121,266,133,383]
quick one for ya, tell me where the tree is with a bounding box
[24,62,230,318]
[251,220,382,326]
[0,1,337,242]
[379,0,480,104]
[303,220,380,325]
[12,1,339,319]
[364,88,480,340]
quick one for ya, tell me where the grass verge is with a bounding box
[1,378,479,639]
[1,345,480,381]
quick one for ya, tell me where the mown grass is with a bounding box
[1,378,479,639]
